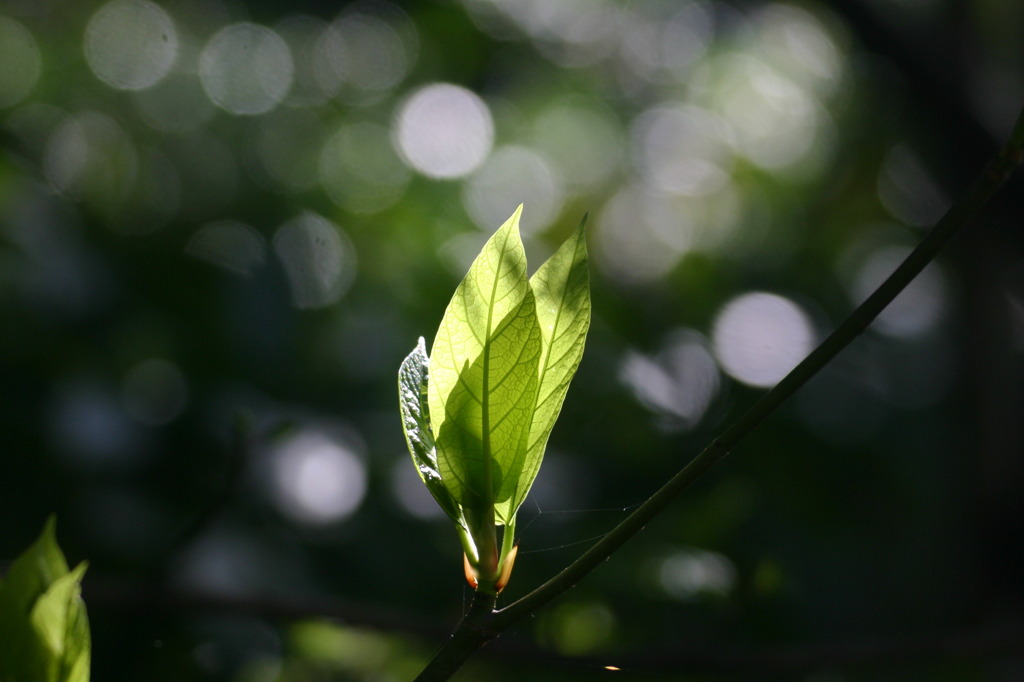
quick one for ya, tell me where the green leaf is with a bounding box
[428,206,543,525]
[29,563,90,682]
[0,517,69,682]
[398,336,463,526]
[0,517,90,682]
[0,517,69,613]
[59,595,89,682]
[496,218,591,521]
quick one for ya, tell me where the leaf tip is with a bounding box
[503,204,525,235]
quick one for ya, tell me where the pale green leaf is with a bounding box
[429,206,542,524]
[0,517,70,682]
[0,517,68,613]
[398,337,463,526]
[60,589,90,682]
[29,563,89,682]
[496,219,591,521]
[0,518,90,682]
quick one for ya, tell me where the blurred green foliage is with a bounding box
[0,518,90,682]
[0,0,1023,679]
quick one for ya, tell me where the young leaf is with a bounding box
[0,517,90,682]
[0,517,69,682]
[29,563,90,682]
[0,517,69,611]
[428,206,543,525]
[496,219,591,521]
[398,337,463,526]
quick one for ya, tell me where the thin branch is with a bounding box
[414,103,1024,681]
[496,103,1024,631]
[412,592,499,682]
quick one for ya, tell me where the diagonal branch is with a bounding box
[414,102,1024,681]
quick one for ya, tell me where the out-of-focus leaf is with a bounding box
[29,564,90,682]
[0,517,90,682]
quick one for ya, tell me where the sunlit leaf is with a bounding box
[496,218,591,521]
[428,206,543,525]
[402,204,591,591]
[398,337,463,526]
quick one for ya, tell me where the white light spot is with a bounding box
[754,4,844,94]
[84,0,178,91]
[393,83,493,179]
[273,212,355,309]
[595,185,694,285]
[121,358,188,425]
[619,329,719,431]
[463,146,564,235]
[658,548,737,600]
[185,221,266,276]
[710,54,824,171]
[313,12,411,101]
[851,245,946,337]
[500,0,621,68]
[631,104,731,196]
[0,17,42,107]
[271,429,367,525]
[621,2,714,83]
[199,22,293,115]
[712,292,815,388]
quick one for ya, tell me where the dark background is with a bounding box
[1,0,1023,679]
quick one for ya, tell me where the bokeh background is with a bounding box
[1,0,1024,679]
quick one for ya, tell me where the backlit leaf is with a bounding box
[428,206,542,524]
[497,219,591,521]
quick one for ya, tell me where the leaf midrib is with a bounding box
[480,233,513,503]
